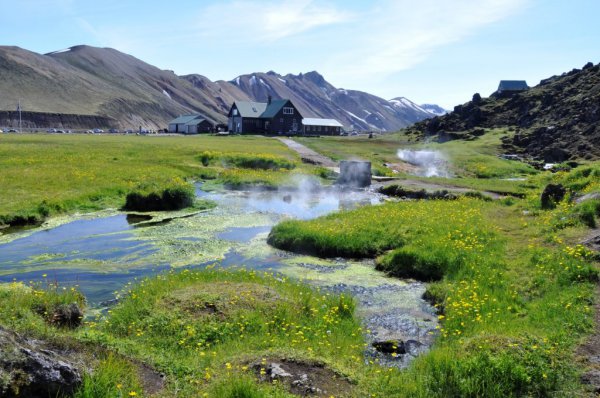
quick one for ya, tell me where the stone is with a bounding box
[51,303,84,328]
[268,363,292,380]
[0,327,81,397]
[404,340,427,357]
[540,183,567,209]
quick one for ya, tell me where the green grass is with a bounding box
[267,164,600,396]
[1,269,365,397]
[0,134,302,225]
[295,129,539,194]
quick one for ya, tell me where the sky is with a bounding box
[1,0,599,109]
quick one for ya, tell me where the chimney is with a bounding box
[267,95,272,105]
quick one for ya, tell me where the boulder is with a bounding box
[541,183,567,209]
[0,327,81,397]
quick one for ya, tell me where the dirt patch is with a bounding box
[252,358,354,397]
[577,233,600,395]
[134,361,166,396]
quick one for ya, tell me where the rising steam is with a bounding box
[397,149,451,177]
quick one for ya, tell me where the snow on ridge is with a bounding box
[162,89,172,99]
[389,97,427,113]
[344,110,379,130]
[249,75,257,86]
[259,78,271,89]
[234,77,241,85]
[277,77,287,84]
[47,48,72,55]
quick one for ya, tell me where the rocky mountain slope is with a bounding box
[407,62,600,161]
[0,45,240,129]
[208,71,434,131]
[0,45,436,131]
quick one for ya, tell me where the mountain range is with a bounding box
[407,61,600,161]
[0,45,438,131]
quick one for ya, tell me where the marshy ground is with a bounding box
[1,132,599,397]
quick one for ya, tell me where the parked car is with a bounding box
[56,130,66,133]
[85,129,94,134]
[109,128,120,133]
[93,128,104,133]
[7,129,18,133]
[47,128,57,133]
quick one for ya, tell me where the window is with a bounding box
[283,107,294,115]
[232,109,238,116]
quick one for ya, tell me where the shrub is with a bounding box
[376,245,460,281]
[199,151,295,171]
[123,184,194,212]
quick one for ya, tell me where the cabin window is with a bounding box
[283,107,294,115]
[233,109,238,116]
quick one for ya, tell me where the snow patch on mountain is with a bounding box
[389,97,428,113]
[47,48,72,55]
[420,104,448,116]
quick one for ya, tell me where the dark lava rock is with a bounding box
[541,183,567,209]
[0,327,81,397]
[406,61,600,161]
[51,303,84,328]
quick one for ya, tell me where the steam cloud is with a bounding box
[397,149,451,177]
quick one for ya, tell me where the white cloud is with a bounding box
[194,0,354,43]
[323,0,530,79]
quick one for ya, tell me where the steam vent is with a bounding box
[337,160,372,188]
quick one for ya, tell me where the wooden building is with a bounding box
[496,80,529,96]
[227,97,302,134]
[302,118,344,135]
[168,115,214,134]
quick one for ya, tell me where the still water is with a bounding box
[0,185,436,365]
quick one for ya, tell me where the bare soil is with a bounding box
[252,357,354,397]
[577,228,600,396]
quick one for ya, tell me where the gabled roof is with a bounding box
[497,80,529,92]
[231,99,302,119]
[232,101,267,118]
[260,99,290,118]
[169,114,203,124]
[302,118,343,127]
[185,118,208,126]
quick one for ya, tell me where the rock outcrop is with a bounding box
[407,62,600,161]
[0,327,82,397]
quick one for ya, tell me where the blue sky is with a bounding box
[1,0,598,108]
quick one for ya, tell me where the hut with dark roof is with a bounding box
[496,80,529,96]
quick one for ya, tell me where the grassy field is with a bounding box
[0,134,304,225]
[2,133,600,396]
[296,129,539,193]
[268,164,600,396]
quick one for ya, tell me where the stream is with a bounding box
[0,184,437,366]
